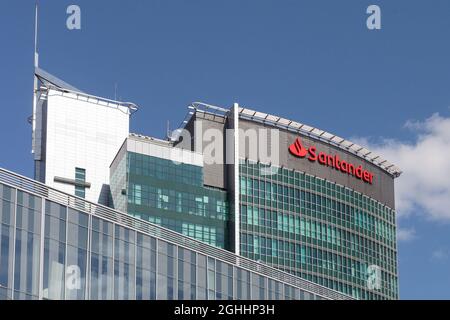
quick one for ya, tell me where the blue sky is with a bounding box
[1,0,450,299]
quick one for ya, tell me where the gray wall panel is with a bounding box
[239,119,396,208]
[176,113,228,189]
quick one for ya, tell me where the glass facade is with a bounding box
[74,168,86,199]
[239,160,398,300]
[0,177,347,300]
[111,152,230,249]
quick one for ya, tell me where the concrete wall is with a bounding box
[175,112,228,189]
[42,89,130,205]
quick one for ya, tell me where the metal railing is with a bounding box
[0,167,353,300]
[237,107,402,177]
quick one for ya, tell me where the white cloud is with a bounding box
[356,113,450,221]
[397,227,416,242]
[431,248,450,261]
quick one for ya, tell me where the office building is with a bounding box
[0,66,401,300]
[0,168,349,300]
[32,68,137,205]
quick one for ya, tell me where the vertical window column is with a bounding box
[75,168,86,199]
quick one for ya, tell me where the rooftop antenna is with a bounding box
[31,2,39,154]
[166,120,171,140]
[34,3,39,68]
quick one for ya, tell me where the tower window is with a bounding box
[75,167,86,198]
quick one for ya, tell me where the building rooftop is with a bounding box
[183,102,402,178]
[129,133,173,146]
[35,68,140,114]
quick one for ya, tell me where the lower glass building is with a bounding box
[0,168,350,300]
[110,134,230,249]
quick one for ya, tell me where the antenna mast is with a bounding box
[34,3,39,68]
[166,120,171,140]
[31,3,39,154]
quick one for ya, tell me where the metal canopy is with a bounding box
[35,67,82,92]
[35,67,139,114]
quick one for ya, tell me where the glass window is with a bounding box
[42,238,66,300]
[197,254,207,299]
[157,240,176,300]
[75,168,86,199]
[14,225,41,299]
[43,201,66,300]
[90,217,113,300]
[136,233,156,300]
[114,225,136,300]
[0,223,13,299]
[235,267,250,300]
[65,209,88,300]
[251,274,265,299]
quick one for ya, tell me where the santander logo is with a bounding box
[289,137,374,185]
[289,137,308,158]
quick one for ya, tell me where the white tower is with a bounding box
[30,5,138,205]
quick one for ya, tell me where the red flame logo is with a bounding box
[289,138,308,157]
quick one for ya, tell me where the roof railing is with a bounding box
[178,101,401,178]
[237,107,402,177]
[36,77,139,114]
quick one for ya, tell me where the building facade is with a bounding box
[32,69,138,205]
[238,160,397,299]
[0,168,350,300]
[24,70,401,300]
[175,104,401,300]
[110,134,230,249]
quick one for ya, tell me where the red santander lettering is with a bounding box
[308,146,317,162]
[288,137,374,185]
